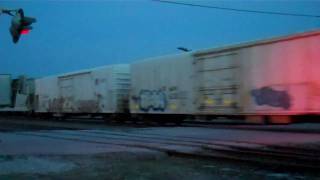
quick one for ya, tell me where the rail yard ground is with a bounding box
[0,117,320,179]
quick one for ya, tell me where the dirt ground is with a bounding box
[0,152,318,180]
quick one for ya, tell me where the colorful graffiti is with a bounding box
[133,90,167,112]
[251,87,291,110]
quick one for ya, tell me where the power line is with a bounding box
[153,0,320,18]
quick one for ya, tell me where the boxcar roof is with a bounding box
[193,29,320,57]
[38,64,128,80]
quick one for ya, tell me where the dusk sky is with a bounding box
[1,0,320,78]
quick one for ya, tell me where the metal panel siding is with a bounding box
[111,65,131,112]
[130,54,195,114]
[58,77,74,112]
[131,32,320,116]
[58,72,96,113]
[239,34,320,114]
[35,76,59,112]
[309,37,320,111]
[0,75,12,106]
[194,53,240,114]
[35,64,130,114]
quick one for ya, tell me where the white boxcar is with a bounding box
[35,64,130,114]
[0,74,12,107]
[130,30,320,122]
[130,54,195,115]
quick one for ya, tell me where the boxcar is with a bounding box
[0,74,12,107]
[35,64,130,117]
[130,53,194,123]
[130,30,320,123]
[0,75,35,112]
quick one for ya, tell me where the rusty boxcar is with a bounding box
[35,64,130,117]
[130,30,320,123]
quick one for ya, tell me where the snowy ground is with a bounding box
[0,153,318,179]
[0,119,320,179]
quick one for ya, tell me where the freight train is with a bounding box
[1,30,320,124]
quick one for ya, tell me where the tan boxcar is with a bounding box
[130,30,320,123]
[35,64,130,115]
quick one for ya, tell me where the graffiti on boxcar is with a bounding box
[251,87,291,110]
[48,98,65,112]
[133,90,167,112]
[76,100,100,113]
[168,86,187,100]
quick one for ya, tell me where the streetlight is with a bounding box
[177,47,191,52]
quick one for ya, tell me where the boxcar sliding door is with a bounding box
[193,52,240,115]
[58,76,74,113]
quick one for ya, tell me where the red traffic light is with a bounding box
[20,29,30,35]
[9,8,36,43]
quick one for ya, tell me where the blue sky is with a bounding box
[0,0,319,77]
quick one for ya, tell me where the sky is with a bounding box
[0,0,320,78]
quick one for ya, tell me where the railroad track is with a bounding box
[1,116,320,170]
[8,129,320,171]
[2,115,320,136]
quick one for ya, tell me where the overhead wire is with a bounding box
[153,0,320,18]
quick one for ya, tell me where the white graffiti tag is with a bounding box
[139,90,167,112]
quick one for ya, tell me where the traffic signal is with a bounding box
[9,9,36,43]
